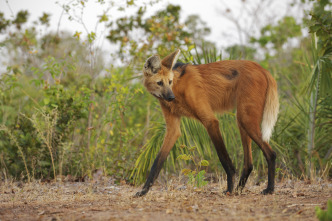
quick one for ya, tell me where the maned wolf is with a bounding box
[135,49,279,197]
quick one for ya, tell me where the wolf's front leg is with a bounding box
[135,109,181,197]
[135,153,163,197]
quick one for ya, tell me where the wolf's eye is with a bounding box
[157,81,163,86]
[169,80,172,85]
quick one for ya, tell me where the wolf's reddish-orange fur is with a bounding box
[136,50,279,197]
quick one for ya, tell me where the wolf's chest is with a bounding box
[161,99,196,119]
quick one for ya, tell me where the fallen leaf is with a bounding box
[186,207,193,212]
[38,211,46,215]
[297,210,304,214]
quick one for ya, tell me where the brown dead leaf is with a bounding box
[186,206,193,212]
[166,208,173,214]
[38,211,46,215]
[91,208,104,212]
[297,210,304,214]
[192,204,199,212]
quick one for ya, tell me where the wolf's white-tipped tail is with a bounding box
[261,73,279,142]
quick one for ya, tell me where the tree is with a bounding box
[106,4,213,69]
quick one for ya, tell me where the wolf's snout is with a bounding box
[164,91,175,102]
[166,95,175,102]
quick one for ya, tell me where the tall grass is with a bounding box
[307,36,332,178]
[0,125,31,182]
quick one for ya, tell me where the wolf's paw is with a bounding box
[134,189,148,197]
[261,188,274,195]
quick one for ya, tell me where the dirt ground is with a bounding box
[0,177,331,221]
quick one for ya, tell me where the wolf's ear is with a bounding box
[143,55,161,76]
[161,49,180,70]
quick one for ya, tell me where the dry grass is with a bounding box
[0,176,331,221]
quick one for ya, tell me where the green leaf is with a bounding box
[187,146,196,151]
[127,0,134,6]
[195,170,208,187]
[99,14,108,23]
[88,32,96,43]
[43,98,50,105]
[200,160,209,167]
[176,154,191,161]
[316,200,332,221]
[188,45,195,51]
[181,168,192,175]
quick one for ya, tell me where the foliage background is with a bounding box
[0,0,331,184]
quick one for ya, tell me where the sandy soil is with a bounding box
[0,178,331,221]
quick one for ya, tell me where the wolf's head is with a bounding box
[143,49,180,102]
